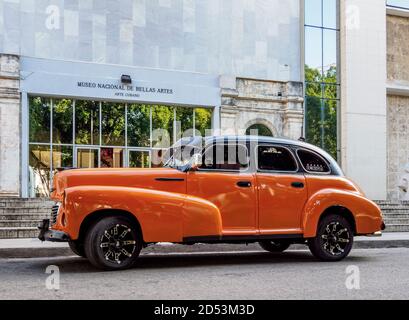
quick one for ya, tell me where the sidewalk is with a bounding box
[1,233,409,259]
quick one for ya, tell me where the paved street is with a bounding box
[1,248,409,300]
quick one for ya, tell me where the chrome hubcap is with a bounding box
[100,224,136,264]
[321,222,350,256]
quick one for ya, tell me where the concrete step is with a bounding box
[382,208,409,213]
[376,201,409,205]
[0,208,51,214]
[0,203,53,209]
[0,227,39,239]
[0,220,42,228]
[383,213,409,219]
[384,218,409,225]
[384,225,409,232]
[0,214,49,221]
[382,211,409,216]
[381,206,409,212]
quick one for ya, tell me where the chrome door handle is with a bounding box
[291,182,304,189]
[237,181,252,188]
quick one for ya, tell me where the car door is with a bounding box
[187,142,257,233]
[256,144,308,234]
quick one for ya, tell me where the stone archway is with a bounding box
[244,119,276,137]
[246,124,273,137]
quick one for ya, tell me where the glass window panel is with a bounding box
[305,26,323,78]
[323,84,339,100]
[127,104,151,147]
[77,148,99,168]
[305,65,322,86]
[305,96,323,148]
[323,29,338,82]
[387,0,409,9]
[75,100,100,145]
[305,82,322,98]
[29,145,51,198]
[258,146,298,172]
[323,0,338,29]
[129,150,151,168]
[152,105,174,149]
[29,97,51,143]
[305,0,322,26]
[194,108,212,137]
[102,102,125,146]
[52,146,73,172]
[323,99,338,160]
[176,107,194,140]
[297,149,330,173]
[53,99,73,144]
[200,144,249,171]
[100,148,124,168]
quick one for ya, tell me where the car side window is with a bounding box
[297,149,330,174]
[257,146,298,172]
[199,143,249,171]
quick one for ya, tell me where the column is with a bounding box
[340,0,387,200]
[0,54,20,197]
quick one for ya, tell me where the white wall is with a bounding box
[0,0,301,82]
[340,0,387,200]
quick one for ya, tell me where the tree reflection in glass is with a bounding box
[152,105,174,149]
[29,97,51,143]
[75,100,100,145]
[102,102,125,146]
[176,107,194,140]
[53,99,73,144]
[194,108,212,137]
[127,104,151,147]
[29,145,51,197]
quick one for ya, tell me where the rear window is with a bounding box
[257,146,298,172]
[297,149,330,174]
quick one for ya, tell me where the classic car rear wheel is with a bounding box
[68,240,86,258]
[259,240,291,253]
[84,216,142,270]
[308,214,354,262]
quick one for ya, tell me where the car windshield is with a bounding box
[163,136,204,169]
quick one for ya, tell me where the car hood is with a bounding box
[51,167,185,201]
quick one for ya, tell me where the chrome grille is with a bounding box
[51,203,61,225]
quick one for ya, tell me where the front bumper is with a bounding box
[38,219,70,242]
[362,221,386,237]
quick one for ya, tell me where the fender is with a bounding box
[303,188,383,238]
[60,186,222,243]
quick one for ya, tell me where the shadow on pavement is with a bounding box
[17,250,374,274]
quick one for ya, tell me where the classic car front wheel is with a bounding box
[308,214,354,262]
[259,240,291,253]
[68,240,86,258]
[84,216,142,270]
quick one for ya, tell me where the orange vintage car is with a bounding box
[39,136,385,270]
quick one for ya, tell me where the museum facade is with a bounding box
[0,0,408,201]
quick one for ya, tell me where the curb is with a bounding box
[1,240,409,259]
